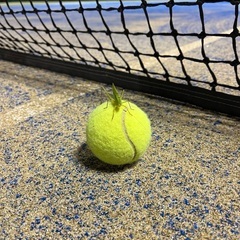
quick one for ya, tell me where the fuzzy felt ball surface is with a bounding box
[86,101,151,165]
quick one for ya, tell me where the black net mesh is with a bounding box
[0,0,240,115]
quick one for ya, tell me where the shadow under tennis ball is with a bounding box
[74,143,138,172]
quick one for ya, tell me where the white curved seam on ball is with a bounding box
[121,108,137,161]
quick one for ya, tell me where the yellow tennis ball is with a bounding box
[86,84,151,165]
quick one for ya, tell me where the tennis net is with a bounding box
[0,0,239,116]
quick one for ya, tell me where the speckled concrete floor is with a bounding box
[0,2,240,239]
[0,59,239,239]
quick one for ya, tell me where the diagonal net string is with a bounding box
[198,0,218,91]
[230,2,240,87]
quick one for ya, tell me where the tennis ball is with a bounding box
[86,84,151,165]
